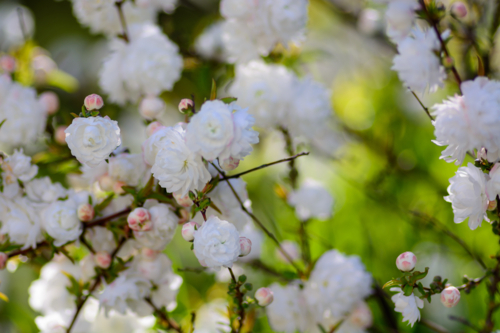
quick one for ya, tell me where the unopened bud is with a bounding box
[55,126,67,145]
[39,91,59,115]
[178,209,190,224]
[440,286,460,308]
[178,99,193,113]
[220,157,240,171]
[181,221,199,242]
[488,200,497,211]
[127,208,152,231]
[95,251,112,269]
[174,192,193,207]
[113,181,126,195]
[139,96,166,120]
[0,252,7,270]
[396,251,417,272]
[349,302,373,329]
[276,241,300,263]
[77,203,94,222]
[239,237,252,257]
[98,174,115,192]
[84,94,104,111]
[255,287,274,306]
[146,121,164,137]
[0,55,16,73]
[451,2,467,18]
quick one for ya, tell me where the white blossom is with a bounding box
[98,274,151,316]
[0,196,43,249]
[193,299,231,333]
[287,179,334,221]
[432,77,500,165]
[25,177,67,207]
[1,149,38,198]
[65,116,121,168]
[266,282,309,333]
[85,226,117,253]
[0,75,47,147]
[151,124,211,196]
[99,23,183,104]
[392,28,446,94]
[220,103,259,161]
[390,288,423,327]
[42,196,86,246]
[445,163,489,230]
[194,22,228,61]
[385,0,418,43]
[108,153,147,187]
[193,216,241,270]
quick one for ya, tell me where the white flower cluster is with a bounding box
[220,0,308,63]
[0,75,47,147]
[229,61,341,154]
[99,23,183,105]
[266,250,373,333]
[288,179,334,221]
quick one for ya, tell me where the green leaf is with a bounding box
[94,193,114,215]
[0,119,7,130]
[209,201,223,215]
[412,267,429,281]
[220,97,237,104]
[382,279,401,289]
[121,186,137,195]
[145,192,174,204]
[210,78,217,100]
[403,284,414,296]
[238,275,247,283]
[70,113,79,118]
[244,283,252,291]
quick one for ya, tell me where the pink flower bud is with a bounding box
[0,55,16,73]
[139,96,166,120]
[181,221,199,242]
[276,241,300,263]
[396,251,417,272]
[39,91,59,115]
[84,94,104,111]
[255,287,274,306]
[220,157,240,171]
[178,209,190,224]
[113,181,126,195]
[55,126,67,145]
[98,174,115,192]
[239,237,252,257]
[0,252,7,270]
[178,99,194,113]
[127,208,152,232]
[95,251,112,269]
[77,203,94,222]
[440,286,460,308]
[451,2,467,18]
[174,192,193,207]
[488,200,497,211]
[146,121,164,137]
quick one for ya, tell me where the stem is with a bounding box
[421,319,450,333]
[145,297,183,333]
[280,128,299,189]
[409,89,434,121]
[228,268,245,333]
[16,7,29,42]
[84,208,131,228]
[7,241,48,258]
[115,1,130,43]
[248,259,293,282]
[448,315,481,332]
[482,258,500,333]
[222,152,309,180]
[372,283,400,333]
[211,163,305,278]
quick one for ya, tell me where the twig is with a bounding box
[409,89,434,121]
[7,241,48,258]
[84,208,131,228]
[16,7,29,42]
[372,283,400,333]
[421,319,450,333]
[79,234,95,254]
[280,128,299,189]
[228,267,245,333]
[248,259,293,282]
[145,297,183,333]
[448,315,481,332]
[115,1,130,43]
[223,152,309,180]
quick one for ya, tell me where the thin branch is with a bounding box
[115,1,130,43]
[16,7,29,42]
[228,267,245,333]
[145,297,183,333]
[7,241,48,258]
[448,315,481,332]
[280,128,299,189]
[211,163,305,278]
[223,152,309,180]
[409,89,434,121]
[84,208,131,228]
[421,319,450,333]
[247,259,293,282]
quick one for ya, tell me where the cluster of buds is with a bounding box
[127,208,152,231]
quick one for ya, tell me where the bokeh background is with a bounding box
[0,0,498,332]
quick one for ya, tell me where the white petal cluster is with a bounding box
[193,299,231,333]
[108,153,147,187]
[433,77,500,165]
[390,288,424,327]
[392,28,446,94]
[65,116,121,168]
[135,0,177,13]
[186,100,259,162]
[287,179,334,221]
[0,196,43,249]
[385,0,418,43]
[98,274,151,316]
[304,250,373,324]
[25,177,67,207]
[266,282,309,333]
[151,124,211,196]
[220,0,308,63]
[193,216,241,270]
[1,149,38,198]
[99,23,183,104]
[194,22,228,61]
[0,75,46,147]
[445,163,489,230]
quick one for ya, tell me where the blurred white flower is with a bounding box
[98,274,151,316]
[42,195,87,246]
[193,299,231,333]
[0,197,43,249]
[194,22,228,61]
[267,282,309,333]
[138,96,166,120]
[108,153,147,187]
[385,0,418,43]
[287,179,334,221]
[390,287,424,327]
[445,163,489,230]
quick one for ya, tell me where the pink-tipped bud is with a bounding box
[84,94,104,111]
[178,99,194,113]
[113,181,126,195]
[488,200,497,211]
[396,251,417,272]
[55,126,67,145]
[127,208,152,232]
[0,252,7,270]
[39,91,59,115]
[275,241,300,263]
[77,203,95,222]
[95,251,112,269]
[181,221,199,242]
[239,237,252,257]
[0,55,16,73]
[220,157,240,171]
[440,286,460,308]
[174,192,193,207]
[139,96,166,120]
[178,209,190,224]
[255,287,274,306]
[146,121,164,137]
[451,2,467,18]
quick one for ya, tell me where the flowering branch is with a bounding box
[144,297,183,333]
[83,207,132,228]
[115,0,130,43]
[228,267,246,333]
[409,89,433,121]
[222,152,309,180]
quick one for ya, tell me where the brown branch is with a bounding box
[421,319,450,333]
[115,1,130,43]
[482,258,500,333]
[222,152,309,180]
[448,315,481,332]
[280,128,299,189]
[247,259,293,282]
[84,208,131,228]
[228,268,245,333]
[372,283,400,333]
[145,297,183,333]
[409,89,434,121]
[7,241,48,258]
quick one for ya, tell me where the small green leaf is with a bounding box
[210,79,217,100]
[403,284,414,296]
[220,97,237,104]
[70,113,79,118]
[94,193,114,215]
[382,279,401,289]
[238,275,247,283]
[0,119,7,130]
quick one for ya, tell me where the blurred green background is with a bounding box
[0,0,498,332]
